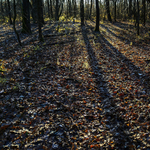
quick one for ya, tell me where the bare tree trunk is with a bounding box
[55,0,59,20]
[95,0,99,31]
[137,0,139,35]
[41,0,45,24]
[22,0,31,34]
[7,0,12,24]
[1,0,5,21]
[129,0,132,19]
[37,0,44,41]
[50,0,53,18]
[47,0,50,18]
[142,0,146,26]
[133,0,136,26]
[68,0,72,17]
[89,0,92,19]
[80,0,84,26]
[113,0,116,22]
[32,0,38,23]
[106,0,112,22]
[72,0,77,18]
[13,0,22,46]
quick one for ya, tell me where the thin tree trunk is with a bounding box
[22,0,31,34]
[58,1,64,18]
[86,0,89,19]
[73,0,77,18]
[55,0,59,20]
[133,0,136,26]
[50,0,53,18]
[13,0,22,46]
[32,0,38,23]
[47,0,50,18]
[137,0,139,35]
[68,0,72,17]
[89,0,92,19]
[80,0,84,26]
[41,0,45,24]
[106,0,112,22]
[95,0,99,31]
[1,0,5,21]
[129,0,132,19]
[7,0,12,24]
[114,0,116,22]
[142,0,146,26]
[37,0,43,41]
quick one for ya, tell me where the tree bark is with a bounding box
[32,0,38,23]
[68,0,72,17]
[7,0,12,24]
[32,0,44,24]
[80,0,84,26]
[55,0,59,20]
[106,0,112,22]
[50,0,53,18]
[89,0,92,19]
[73,0,77,18]
[13,0,22,46]
[95,0,99,31]
[137,0,139,35]
[1,0,5,21]
[142,0,146,26]
[133,0,136,26]
[37,0,44,41]
[22,0,31,34]
[129,0,132,19]
[47,0,50,18]
[113,0,116,22]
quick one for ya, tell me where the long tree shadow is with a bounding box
[113,22,135,30]
[100,24,134,45]
[87,23,150,95]
[100,23,150,49]
[81,25,141,149]
[85,22,150,148]
[0,23,57,61]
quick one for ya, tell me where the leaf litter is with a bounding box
[0,20,150,149]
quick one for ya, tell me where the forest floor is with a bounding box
[0,20,150,149]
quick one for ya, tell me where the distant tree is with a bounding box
[137,0,139,35]
[7,0,12,24]
[13,0,22,46]
[141,0,146,26]
[80,0,84,26]
[89,0,93,19]
[112,0,117,22]
[55,0,59,20]
[50,0,53,18]
[1,0,5,21]
[72,0,77,18]
[106,0,112,22]
[95,0,99,31]
[47,0,50,18]
[37,0,44,41]
[128,0,132,19]
[55,0,64,21]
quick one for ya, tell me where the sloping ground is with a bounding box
[0,21,150,149]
